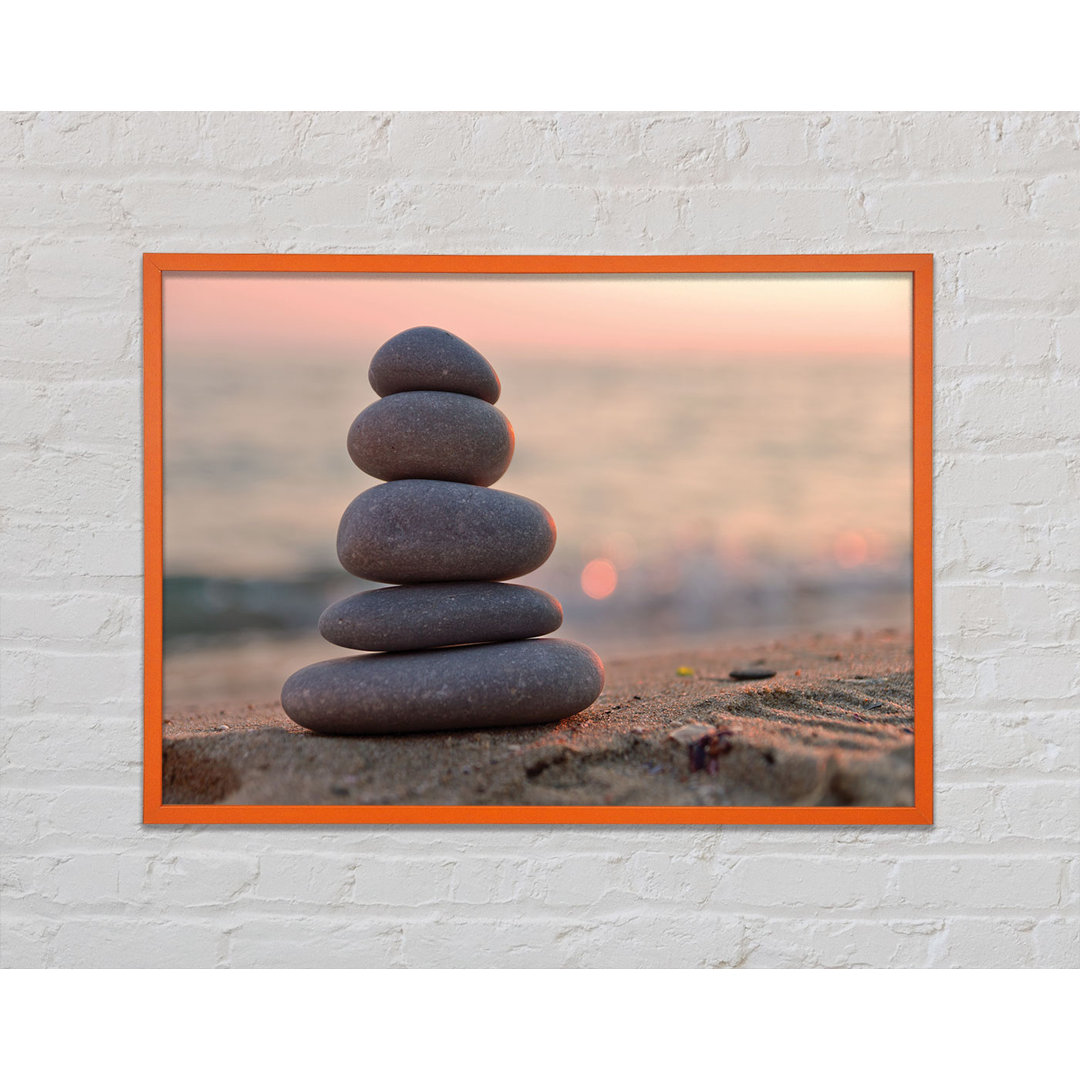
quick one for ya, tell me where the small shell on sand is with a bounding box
[668,723,717,745]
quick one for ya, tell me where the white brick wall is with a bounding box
[2,111,1078,968]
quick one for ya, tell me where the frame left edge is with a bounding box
[143,255,166,823]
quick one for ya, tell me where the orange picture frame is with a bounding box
[143,253,933,826]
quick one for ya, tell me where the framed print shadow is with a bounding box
[143,254,933,825]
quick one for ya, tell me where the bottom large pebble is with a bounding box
[281,638,605,735]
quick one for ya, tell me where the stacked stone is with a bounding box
[281,326,605,736]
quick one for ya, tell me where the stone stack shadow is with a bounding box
[281,326,605,735]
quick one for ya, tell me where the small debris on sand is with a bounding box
[687,727,735,774]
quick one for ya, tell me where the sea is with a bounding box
[163,347,913,682]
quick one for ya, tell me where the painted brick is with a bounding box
[198,112,314,171]
[479,182,603,239]
[145,854,259,907]
[227,915,405,967]
[387,113,477,173]
[351,858,455,908]
[0,855,48,901]
[625,850,721,906]
[888,857,1065,910]
[119,179,259,229]
[1,789,51,848]
[469,114,566,178]
[938,711,1080,775]
[997,780,1080,842]
[254,854,354,903]
[598,187,688,245]
[2,649,142,714]
[0,111,29,161]
[738,115,815,167]
[864,180,1022,234]
[448,857,534,906]
[400,916,569,967]
[0,180,125,229]
[0,920,54,967]
[46,853,122,906]
[637,114,746,177]
[1,310,137,380]
[50,918,226,967]
[940,372,1080,449]
[912,112,1080,174]
[540,854,631,907]
[958,316,1054,370]
[954,517,1054,574]
[24,237,138,300]
[938,452,1073,511]
[255,179,374,229]
[301,113,391,168]
[988,651,1080,703]
[2,447,141,520]
[1054,313,1080,362]
[3,523,143,579]
[557,911,747,967]
[960,243,1078,309]
[918,783,1010,846]
[934,583,1006,636]
[550,113,657,181]
[1028,172,1080,231]
[2,592,138,645]
[741,917,945,967]
[19,112,122,168]
[934,655,994,701]
[932,917,1039,967]
[39,785,139,846]
[685,187,858,246]
[812,113,909,172]
[1033,918,1080,967]
[3,110,1079,970]
[400,911,737,967]
[109,111,211,169]
[712,856,893,910]
[1,715,140,772]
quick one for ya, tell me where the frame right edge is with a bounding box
[912,253,935,823]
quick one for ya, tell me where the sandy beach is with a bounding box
[162,628,914,807]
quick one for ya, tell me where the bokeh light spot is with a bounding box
[581,558,618,599]
[833,530,869,568]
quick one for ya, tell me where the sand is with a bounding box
[161,628,915,807]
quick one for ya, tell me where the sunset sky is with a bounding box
[164,272,912,365]
[162,270,913,594]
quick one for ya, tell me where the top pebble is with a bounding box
[369,326,501,404]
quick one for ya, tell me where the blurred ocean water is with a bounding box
[164,349,912,660]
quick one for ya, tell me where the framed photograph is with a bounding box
[144,254,933,824]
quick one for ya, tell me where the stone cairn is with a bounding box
[281,326,605,735]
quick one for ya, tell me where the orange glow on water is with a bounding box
[581,558,618,599]
[863,529,889,562]
[603,531,639,569]
[833,530,870,568]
